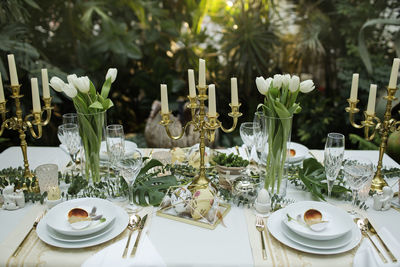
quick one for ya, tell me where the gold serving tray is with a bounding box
[156,203,231,230]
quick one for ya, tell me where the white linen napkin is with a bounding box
[353,227,400,267]
[82,231,165,267]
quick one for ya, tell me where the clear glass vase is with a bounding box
[77,111,107,183]
[257,113,292,197]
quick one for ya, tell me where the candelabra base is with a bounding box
[370,173,388,192]
[188,174,210,191]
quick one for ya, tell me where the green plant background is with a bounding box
[0,0,399,158]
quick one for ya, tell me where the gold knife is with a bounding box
[365,218,397,262]
[130,214,148,257]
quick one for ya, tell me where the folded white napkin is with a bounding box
[82,231,165,267]
[353,227,400,267]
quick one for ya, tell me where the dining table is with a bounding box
[0,146,399,267]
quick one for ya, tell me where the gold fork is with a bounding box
[12,211,46,257]
[255,216,267,260]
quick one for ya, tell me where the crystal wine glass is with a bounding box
[240,122,261,160]
[324,133,345,198]
[106,124,126,201]
[343,157,373,214]
[116,149,143,211]
[253,111,267,165]
[62,113,78,125]
[58,124,81,172]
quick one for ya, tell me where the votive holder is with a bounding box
[35,164,59,194]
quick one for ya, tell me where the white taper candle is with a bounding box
[41,69,50,98]
[366,84,377,115]
[0,73,4,102]
[231,77,238,105]
[31,78,41,113]
[350,73,359,101]
[208,84,216,116]
[188,69,196,97]
[199,59,206,88]
[7,54,19,86]
[160,84,169,114]
[389,58,400,88]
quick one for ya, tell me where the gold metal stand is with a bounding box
[0,84,53,180]
[346,86,400,192]
[160,85,242,189]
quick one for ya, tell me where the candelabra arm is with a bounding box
[25,113,43,139]
[362,112,380,141]
[345,99,363,129]
[160,112,194,140]
[219,103,242,133]
[41,97,53,126]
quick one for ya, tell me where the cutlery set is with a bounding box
[255,216,268,260]
[355,218,397,263]
[122,214,148,258]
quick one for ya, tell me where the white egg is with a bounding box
[257,189,270,204]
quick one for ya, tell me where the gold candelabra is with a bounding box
[160,85,242,189]
[346,86,399,192]
[0,84,53,179]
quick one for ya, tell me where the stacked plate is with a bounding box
[37,198,129,248]
[287,142,309,164]
[267,201,362,254]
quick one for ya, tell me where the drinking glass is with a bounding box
[116,149,143,211]
[62,113,78,124]
[58,124,81,169]
[324,133,345,198]
[343,157,374,214]
[240,122,261,159]
[106,124,126,201]
[253,111,267,164]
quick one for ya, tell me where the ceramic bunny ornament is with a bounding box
[2,184,25,210]
[372,186,393,211]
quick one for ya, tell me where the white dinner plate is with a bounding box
[283,201,353,240]
[267,207,361,255]
[46,198,116,236]
[282,222,352,249]
[287,142,309,163]
[100,140,137,161]
[47,220,114,243]
[37,199,128,248]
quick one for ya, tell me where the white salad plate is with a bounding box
[283,201,353,240]
[281,222,352,250]
[287,142,309,163]
[46,198,116,236]
[37,198,129,248]
[47,220,114,243]
[100,140,137,160]
[267,206,361,255]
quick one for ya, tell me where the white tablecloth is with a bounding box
[0,147,399,266]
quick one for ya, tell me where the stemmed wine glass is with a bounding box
[57,123,81,173]
[343,157,374,214]
[116,149,143,211]
[253,111,267,165]
[240,122,261,160]
[106,124,126,201]
[324,133,345,198]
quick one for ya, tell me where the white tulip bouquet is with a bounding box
[255,74,315,194]
[50,68,117,182]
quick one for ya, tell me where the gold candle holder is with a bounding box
[160,86,242,189]
[345,86,400,192]
[0,84,53,182]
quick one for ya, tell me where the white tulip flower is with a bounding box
[63,83,78,98]
[273,74,283,89]
[256,77,268,95]
[67,74,78,85]
[299,80,315,93]
[265,77,273,91]
[106,68,117,83]
[289,75,300,92]
[74,76,90,93]
[49,77,66,92]
[282,74,291,87]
